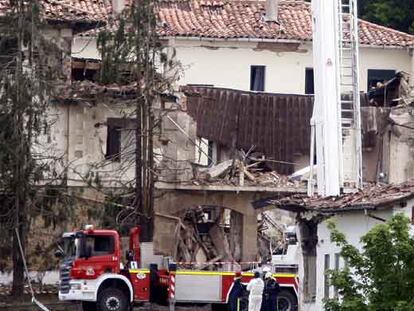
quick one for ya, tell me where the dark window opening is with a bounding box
[367,69,396,91]
[72,59,100,82]
[105,118,137,162]
[106,124,121,162]
[250,65,265,91]
[72,68,98,82]
[305,68,314,94]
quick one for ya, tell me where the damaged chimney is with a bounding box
[112,0,125,14]
[265,0,279,22]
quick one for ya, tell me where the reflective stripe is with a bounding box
[128,268,297,278]
[129,269,150,273]
[174,271,297,278]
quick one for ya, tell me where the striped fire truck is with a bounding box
[56,226,298,311]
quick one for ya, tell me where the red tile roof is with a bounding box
[260,180,414,212]
[24,0,412,47]
[42,0,109,23]
[0,0,109,23]
[156,0,414,47]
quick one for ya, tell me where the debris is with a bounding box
[205,159,233,179]
[191,150,305,189]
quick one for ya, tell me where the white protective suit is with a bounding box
[246,277,264,311]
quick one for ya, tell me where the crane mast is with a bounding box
[309,0,362,196]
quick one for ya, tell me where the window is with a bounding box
[106,123,122,162]
[324,254,330,299]
[85,235,114,256]
[334,253,340,297]
[367,69,396,91]
[305,68,314,94]
[72,59,100,82]
[250,65,265,91]
[105,118,136,162]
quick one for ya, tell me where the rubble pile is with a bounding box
[169,204,286,269]
[191,153,305,188]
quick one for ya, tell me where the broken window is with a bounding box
[305,68,314,94]
[194,138,217,166]
[367,69,396,91]
[299,219,318,302]
[72,58,100,82]
[250,65,265,91]
[105,118,136,162]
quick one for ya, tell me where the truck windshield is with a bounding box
[63,237,79,259]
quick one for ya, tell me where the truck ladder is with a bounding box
[337,0,363,188]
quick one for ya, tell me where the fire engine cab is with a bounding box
[56,225,298,311]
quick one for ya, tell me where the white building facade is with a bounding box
[308,200,414,310]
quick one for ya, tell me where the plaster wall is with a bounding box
[388,108,414,184]
[301,201,414,311]
[72,37,412,94]
[47,100,196,187]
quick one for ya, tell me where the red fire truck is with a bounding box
[56,225,298,311]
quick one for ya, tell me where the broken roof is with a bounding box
[78,0,414,47]
[255,180,414,213]
[0,0,108,24]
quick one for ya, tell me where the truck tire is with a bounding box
[82,301,97,311]
[97,288,129,311]
[277,289,298,311]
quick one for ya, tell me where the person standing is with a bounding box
[229,271,245,311]
[246,271,264,311]
[263,272,280,311]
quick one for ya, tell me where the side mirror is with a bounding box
[126,250,134,262]
[54,250,64,258]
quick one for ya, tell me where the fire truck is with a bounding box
[56,225,298,311]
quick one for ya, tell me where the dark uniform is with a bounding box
[229,278,245,311]
[263,277,280,311]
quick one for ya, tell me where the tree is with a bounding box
[305,0,414,33]
[96,0,179,241]
[0,0,67,296]
[358,0,414,34]
[324,214,414,311]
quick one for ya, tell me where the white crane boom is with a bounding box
[309,0,362,197]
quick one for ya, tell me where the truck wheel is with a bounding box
[82,301,97,311]
[277,290,298,311]
[97,288,129,311]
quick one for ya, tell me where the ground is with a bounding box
[0,294,215,311]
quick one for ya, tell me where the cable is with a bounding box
[391,122,414,131]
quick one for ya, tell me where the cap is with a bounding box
[265,272,272,279]
[234,271,242,279]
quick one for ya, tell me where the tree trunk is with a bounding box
[11,226,24,297]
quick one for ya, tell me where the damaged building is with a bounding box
[45,0,414,264]
[0,0,412,281]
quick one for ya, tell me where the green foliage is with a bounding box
[305,0,414,33]
[324,214,414,311]
[358,0,414,34]
[97,0,168,86]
